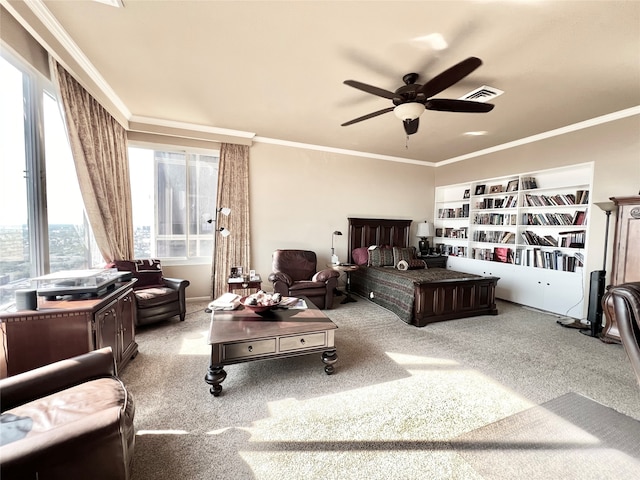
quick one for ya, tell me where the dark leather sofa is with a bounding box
[268,249,340,309]
[0,347,135,480]
[113,258,190,326]
[602,281,640,386]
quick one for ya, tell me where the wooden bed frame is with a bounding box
[347,217,499,326]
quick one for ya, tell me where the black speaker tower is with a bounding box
[582,270,606,337]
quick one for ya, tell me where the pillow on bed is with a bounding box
[397,259,427,270]
[368,247,395,267]
[352,247,369,266]
[393,246,418,266]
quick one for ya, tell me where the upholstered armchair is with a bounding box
[0,347,135,480]
[602,282,640,386]
[113,259,190,327]
[268,249,340,309]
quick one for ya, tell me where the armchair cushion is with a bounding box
[0,348,135,480]
[113,259,163,289]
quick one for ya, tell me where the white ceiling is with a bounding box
[9,0,640,164]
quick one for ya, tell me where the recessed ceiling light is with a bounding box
[411,33,448,51]
[464,131,489,136]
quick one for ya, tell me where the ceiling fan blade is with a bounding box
[341,107,395,126]
[418,57,483,98]
[403,118,419,135]
[343,80,398,100]
[425,98,494,113]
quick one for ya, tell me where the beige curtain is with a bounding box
[212,143,250,298]
[50,59,134,262]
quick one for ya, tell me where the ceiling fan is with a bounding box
[341,56,494,136]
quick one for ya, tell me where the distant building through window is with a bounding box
[128,146,219,264]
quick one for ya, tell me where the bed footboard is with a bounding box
[414,276,499,327]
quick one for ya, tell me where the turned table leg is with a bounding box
[322,349,338,375]
[205,364,227,396]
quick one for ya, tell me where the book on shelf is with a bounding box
[572,210,587,225]
[576,190,589,204]
[494,247,513,263]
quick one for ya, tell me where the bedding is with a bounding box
[347,217,499,326]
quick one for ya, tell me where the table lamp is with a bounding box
[416,221,434,255]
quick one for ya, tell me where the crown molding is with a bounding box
[129,116,255,141]
[252,136,436,166]
[16,0,131,119]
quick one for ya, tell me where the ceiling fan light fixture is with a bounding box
[393,102,425,121]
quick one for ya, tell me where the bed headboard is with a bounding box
[347,218,412,263]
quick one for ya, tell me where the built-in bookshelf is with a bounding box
[433,163,593,318]
[435,164,591,273]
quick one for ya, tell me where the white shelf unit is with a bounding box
[434,163,593,318]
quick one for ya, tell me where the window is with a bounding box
[128,145,219,264]
[0,51,99,309]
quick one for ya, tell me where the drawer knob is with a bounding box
[300,338,305,344]
[248,345,253,352]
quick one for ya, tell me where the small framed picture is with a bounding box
[489,185,504,194]
[506,179,519,192]
[230,266,238,278]
[474,184,486,196]
[249,269,256,280]
[463,189,470,199]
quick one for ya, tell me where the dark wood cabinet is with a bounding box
[0,281,138,378]
[601,196,640,343]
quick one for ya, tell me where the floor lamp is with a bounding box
[205,207,231,311]
[580,201,616,337]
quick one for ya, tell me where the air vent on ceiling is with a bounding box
[459,85,504,103]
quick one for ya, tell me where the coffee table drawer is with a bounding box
[279,332,326,352]
[224,339,276,360]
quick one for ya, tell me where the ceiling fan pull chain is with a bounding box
[405,135,409,149]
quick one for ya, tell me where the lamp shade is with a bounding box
[416,222,434,238]
[394,102,425,121]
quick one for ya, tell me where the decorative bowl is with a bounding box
[240,296,280,314]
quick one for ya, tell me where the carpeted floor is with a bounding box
[120,297,640,480]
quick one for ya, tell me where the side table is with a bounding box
[228,275,262,294]
[329,264,359,304]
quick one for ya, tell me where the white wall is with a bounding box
[248,142,435,290]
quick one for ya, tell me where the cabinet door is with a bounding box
[96,300,119,360]
[118,290,137,360]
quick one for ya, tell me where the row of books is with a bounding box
[472,247,514,263]
[520,229,586,248]
[473,213,518,226]
[522,191,589,206]
[456,246,583,271]
[514,248,584,272]
[472,230,515,244]
[435,244,468,257]
[437,205,469,218]
[435,227,468,239]
[521,210,587,226]
[475,195,518,210]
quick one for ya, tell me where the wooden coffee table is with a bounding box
[204,297,338,397]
